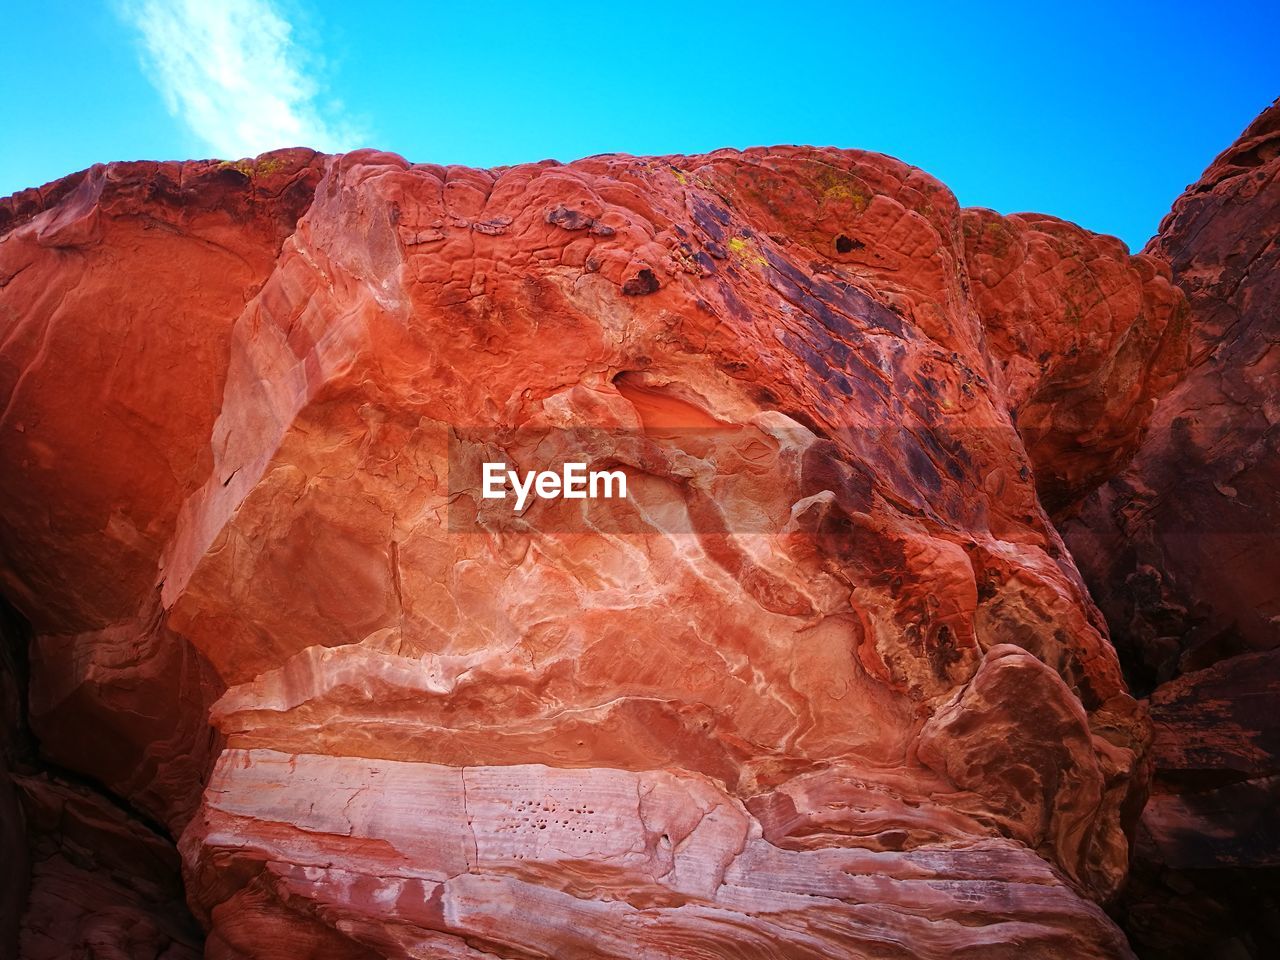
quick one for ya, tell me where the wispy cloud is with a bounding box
[118,0,360,158]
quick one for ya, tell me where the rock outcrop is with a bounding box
[0,142,1192,958]
[1064,100,1280,958]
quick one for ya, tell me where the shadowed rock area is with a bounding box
[0,112,1264,957]
[1065,99,1280,959]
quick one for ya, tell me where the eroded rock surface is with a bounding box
[0,144,1191,957]
[15,773,201,960]
[1065,100,1280,959]
[2,597,200,959]
[1067,101,1279,688]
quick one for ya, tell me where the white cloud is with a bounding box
[118,0,360,158]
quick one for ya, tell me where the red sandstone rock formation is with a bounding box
[1,597,202,959]
[1064,100,1280,959]
[0,143,1190,957]
[14,773,201,960]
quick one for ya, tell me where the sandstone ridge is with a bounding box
[0,137,1205,959]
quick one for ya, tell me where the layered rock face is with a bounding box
[0,143,1192,958]
[1064,101,1280,957]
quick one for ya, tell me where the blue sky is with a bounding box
[2,1,1276,251]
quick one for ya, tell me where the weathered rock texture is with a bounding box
[0,141,1194,958]
[1065,100,1280,958]
[1,597,201,959]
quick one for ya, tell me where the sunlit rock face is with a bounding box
[1064,100,1280,959]
[0,143,1188,958]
